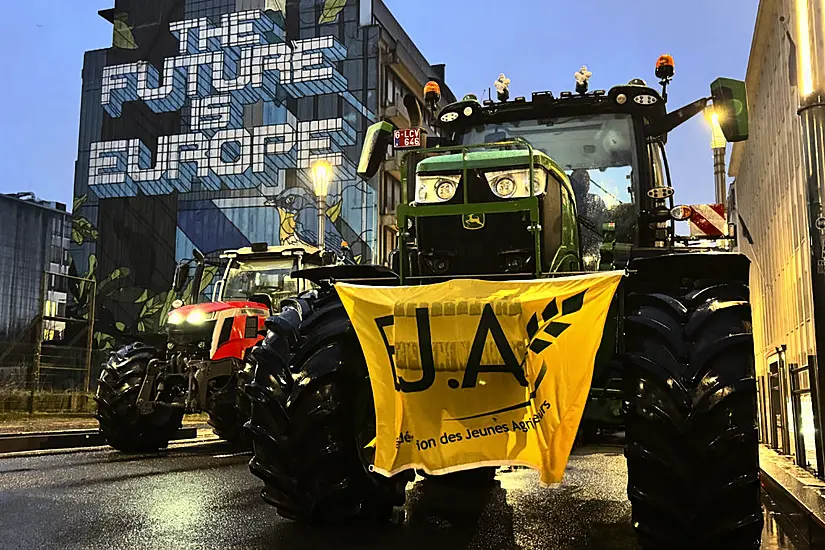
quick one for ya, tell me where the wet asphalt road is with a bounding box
[0,441,804,550]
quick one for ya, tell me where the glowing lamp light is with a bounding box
[168,311,185,325]
[706,109,727,149]
[311,160,332,198]
[796,0,814,96]
[186,309,208,325]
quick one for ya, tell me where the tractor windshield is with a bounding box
[461,113,638,269]
[221,258,300,305]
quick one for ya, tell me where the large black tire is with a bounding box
[624,274,763,549]
[95,342,184,452]
[205,373,250,447]
[244,290,410,523]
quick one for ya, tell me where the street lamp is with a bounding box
[311,159,332,250]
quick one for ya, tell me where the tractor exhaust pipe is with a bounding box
[190,248,205,305]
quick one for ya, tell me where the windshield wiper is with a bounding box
[577,215,602,237]
[588,177,625,205]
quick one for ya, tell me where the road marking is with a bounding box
[212,451,252,458]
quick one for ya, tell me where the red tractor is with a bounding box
[95,243,325,451]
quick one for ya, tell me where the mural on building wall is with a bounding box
[71,0,379,347]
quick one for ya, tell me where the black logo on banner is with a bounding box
[374,290,587,410]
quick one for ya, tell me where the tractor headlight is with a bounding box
[415,174,461,204]
[168,311,185,325]
[186,310,214,325]
[494,177,516,197]
[436,180,457,200]
[486,168,548,198]
[168,309,217,325]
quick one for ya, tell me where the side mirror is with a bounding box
[357,121,394,179]
[710,78,749,142]
[173,262,190,293]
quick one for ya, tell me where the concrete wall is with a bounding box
[730,0,818,469]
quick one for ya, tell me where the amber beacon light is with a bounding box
[655,54,675,80]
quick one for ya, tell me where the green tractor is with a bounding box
[242,57,762,549]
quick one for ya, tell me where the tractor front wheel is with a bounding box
[205,373,250,447]
[95,342,184,452]
[244,291,409,523]
[624,275,763,549]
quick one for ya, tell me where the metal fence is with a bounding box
[0,270,107,396]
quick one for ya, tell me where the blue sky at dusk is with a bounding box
[0,1,757,209]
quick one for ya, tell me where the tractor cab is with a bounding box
[359,56,748,283]
[170,242,326,315]
[214,243,324,313]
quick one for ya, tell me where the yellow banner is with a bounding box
[335,272,623,485]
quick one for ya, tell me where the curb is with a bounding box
[0,427,198,454]
[759,445,825,546]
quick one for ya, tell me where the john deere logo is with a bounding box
[374,290,586,419]
[462,213,485,230]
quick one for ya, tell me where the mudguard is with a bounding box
[627,252,751,286]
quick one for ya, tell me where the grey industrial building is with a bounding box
[0,193,72,373]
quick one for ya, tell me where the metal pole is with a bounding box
[318,194,326,251]
[84,279,96,393]
[29,270,48,414]
[799,93,825,477]
[713,146,727,205]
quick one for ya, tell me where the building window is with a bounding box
[384,70,412,109]
[382,172,402,214]
[790,360,819,473]
[50,245,63,265]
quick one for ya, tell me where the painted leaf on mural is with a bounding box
[139,296,164,319]
[319,0,347,24]
[97,267,130,295]
[113,12,138,50]
[74,254,99,306]
[71,195,100,245]
[95,332,116,350]
[73,195,88,211]
[266,0,286,13]
[71,217,99,245]
[327,199,343,223]
[135,289,150,304]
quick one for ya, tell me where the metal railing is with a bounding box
[0,270,101,412]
